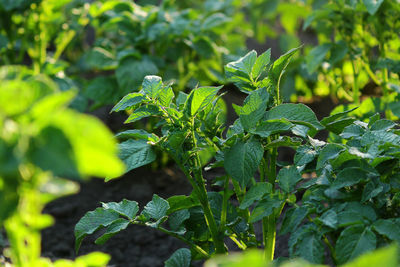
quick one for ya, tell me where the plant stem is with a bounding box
[190,119,226,254]
[351,59,360,104]
[220,175,230,232]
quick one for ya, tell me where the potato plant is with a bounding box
[74,47,399,265]
[0,66,124,266]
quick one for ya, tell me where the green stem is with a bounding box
[265,216,276,260]
[220,175,230,232]
[351,59,360,104]
[190,119,226,254]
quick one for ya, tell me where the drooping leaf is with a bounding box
[372,219,400,243]
[336,226,376,265]
[264,103,323,131]
[239,182,272,210]
[331,167,369,190]
[164,248,191,267]
[101,199,139,220]
[125,105,160,123]
[95,218,130,245]
[117,139,156,175]
[224,138,264,187]
[74,208,119,252]
[277,166,302,193]
[111,93,146,112]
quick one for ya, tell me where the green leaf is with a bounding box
[167,195,200,215]
[370,120,396,131]
[361,181,383,202]
[372,219,400,243]
[86,47,117,70]
[141,194,170,220]
[239,182,272,210]
[74,208,119,252]
[316,144,345,170]
[111,93,145,112]
[318,209,338,229]
[116,57,158,94]
[294,146,317,166]
[95,218,130,245]
[264,103,323,131]
[341,124,366,139]
[164,248,191,267]
[277,166,302,193]
[185,86,221,116]
[336,226,376,265]
[321,107,358,126]
[168,209,190,232]
[331,168,369,190]
[158,85,175,107]
[251,49,271,79]
[305,44,331,74]
[234,88,269,131]
[363,0,384,15]
[264,136,302,150]
[117,139,156,175]
[389,101,400,117]
[224,138,264,187]
[280,206,308,235]
[115,129,157,141]
[84,76,120,109]
[249,196,282,223]
[141,75,162,99]
[125,105,160,123]
[341,244,398,267]
[250,119,292,138]
[101,199,139,220]
[226,50,257,78]
[294,230,324,264]
[269,46,300,90]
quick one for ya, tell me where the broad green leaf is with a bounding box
[202,12,229,29]
[29,126,79,179]
[280,206,308,235]
[167,195,200,215]
[320,107,358,126]
[363,0,384,15]
[305,44,331,74]
[341,244,398,267]
[158,85,174,107]
[336,226,376,265]
[331,168,369,190]
[324,118,357,135]
[264,103,323,131]
[249,196,282,223]
[277,166,302,193]
[361,181,383,202]
[116,57,158,94]
[250,119,292,138]
[264,136,302,150]
[115,129,157,142]
[101,199,139,220]
[269,46,300,89]
[294,230,324,264]
[74,208,119,252]
[165,248,191,267]
[370,119,396,131]
[85,47,117,70]
[239,182,272,209]
[251,49,271,79]
[233,88,269,131]
[51,110,125,179]
[168,209,190,232]
[125,105,160,123]
[341,124,365,139]
[185,86,221,116]
[141,75,162,99]
[372,219,400,243]
[141,194,170,220]
[111,93,145,112]
[389,101,400,117]
[226,50,257,78]
[224,138,264,187]
[95,218,130,245]
[294,146,317,166]
[117,139,156,175]
[318,209,337,229]
[316,144,345,170]
[84,76,120,109]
